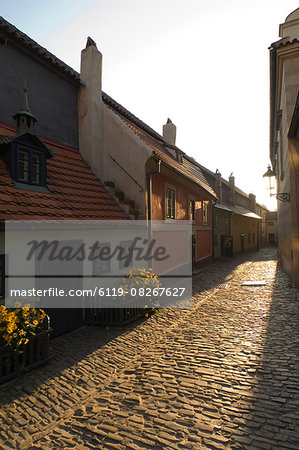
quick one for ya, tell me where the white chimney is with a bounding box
[215,169,222,204]
[78,37,103,179]
[163,118,176,146]
[249,193,256,214]
[229,173,235,206]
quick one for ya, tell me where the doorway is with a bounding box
[241,234,245,254]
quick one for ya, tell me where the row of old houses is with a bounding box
[0,16,271,334]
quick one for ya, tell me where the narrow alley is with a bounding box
[1,247,299,449]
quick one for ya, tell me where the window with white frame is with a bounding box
[166,187,175,219]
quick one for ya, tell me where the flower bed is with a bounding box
[0,306,51,384]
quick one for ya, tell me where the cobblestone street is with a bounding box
[1,247,299,449]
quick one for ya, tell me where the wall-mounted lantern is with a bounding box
[263,165,290,202]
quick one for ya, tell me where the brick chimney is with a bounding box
[214,169,222,203]
[229,173,235,206]
[249,193,256,214]
[163,118,176,145]
[78,37,103,179]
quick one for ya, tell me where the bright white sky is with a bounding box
[3,0,299,210]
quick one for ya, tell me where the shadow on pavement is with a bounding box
[0,316,146,408]
[242,256,299,449]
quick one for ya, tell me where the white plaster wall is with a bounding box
[279,69,291,195]
[276,59,296,276]
[102,105,153,219]
[282,57,299,126]
[78,46,103,180]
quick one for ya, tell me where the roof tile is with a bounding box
[0,126,129,221]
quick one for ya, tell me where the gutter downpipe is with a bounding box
[212,199,216,261]
[147,157,161,221]
[146,157,161,271]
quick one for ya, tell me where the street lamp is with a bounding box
[263,165,290,202]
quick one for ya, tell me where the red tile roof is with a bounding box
[0,123,129,221]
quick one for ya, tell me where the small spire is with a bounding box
[86,37,97,48]
[13,83,37,134]
[21,81,30,113]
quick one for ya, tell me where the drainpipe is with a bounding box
[146,157,161,271]
[212,199,216,261]
[147,157,161,221]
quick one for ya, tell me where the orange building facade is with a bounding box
[151,166,214,268]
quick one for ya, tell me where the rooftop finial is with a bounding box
[21,81,30,113]
[13,82,37,134]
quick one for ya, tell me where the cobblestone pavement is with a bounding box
[1,247,299,449]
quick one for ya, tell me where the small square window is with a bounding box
[14,145,45,186]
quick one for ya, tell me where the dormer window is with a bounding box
[0,86,54,192]
[16,146,44,185]
[176,150,183,164]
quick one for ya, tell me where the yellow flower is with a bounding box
[33,320,38,326]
